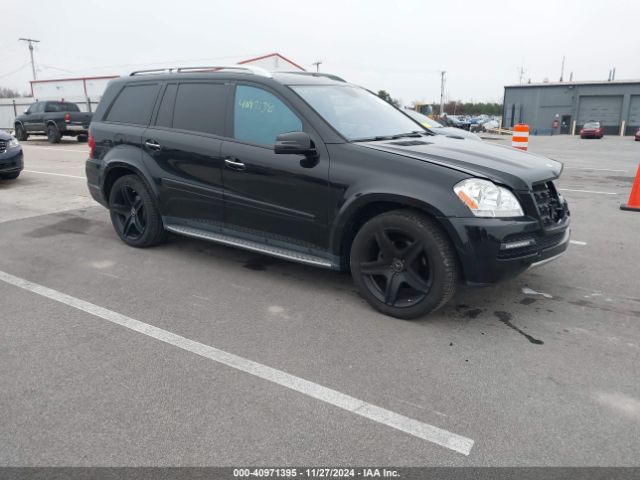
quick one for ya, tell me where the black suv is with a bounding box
[86,65,570,319]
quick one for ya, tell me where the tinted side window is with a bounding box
[29,103,42,113]
[155,84,177,128]
[172,83,226,135]
[234,85,302,146]
[106,83,160,125]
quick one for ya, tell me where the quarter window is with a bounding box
[106,84,160,126]
[233,85,302,146]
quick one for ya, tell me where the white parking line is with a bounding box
[564,167,627,173]
[570,240,587,246]
[21,146,87,153]
[561,188,618,195]
[24,170,85,179]
[0,269,474,456]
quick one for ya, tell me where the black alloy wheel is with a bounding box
[111,183,147,241]
[350,210,458,319]
[108,175,167,247]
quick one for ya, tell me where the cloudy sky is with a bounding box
[2,0,638,105]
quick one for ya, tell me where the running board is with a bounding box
[165,224,335,269]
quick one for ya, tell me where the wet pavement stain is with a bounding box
[456,304,482,318]
[24,217,97,238]
[520,297,537,305]
[494,311,544,345]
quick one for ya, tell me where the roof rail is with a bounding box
[280,71,347,82]
[129,65,273,78]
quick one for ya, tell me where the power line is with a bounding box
[18,37,40,81]
[0,62,31,80]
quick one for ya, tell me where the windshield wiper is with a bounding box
[352,131,426,142]
[352,135,395,142]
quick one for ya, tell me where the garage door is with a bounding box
[628,96,640,130]
[577,95,623,134]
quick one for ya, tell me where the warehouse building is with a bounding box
[502,80,640,136]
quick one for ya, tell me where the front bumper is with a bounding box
[0,147,24,173]
[443,215,571,285]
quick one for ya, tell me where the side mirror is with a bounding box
[23,109,30,115]
[274,131,316,156]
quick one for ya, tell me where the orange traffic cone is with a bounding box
[620,163,640,212]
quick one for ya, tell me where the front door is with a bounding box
[24,102,44,132]
[221,84,329,251]
[143,81,228,226]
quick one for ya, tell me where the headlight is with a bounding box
[453,178,524,217]
[8,136,20,149]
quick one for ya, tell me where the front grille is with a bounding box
[0,139,7,154]
[532,181,566,228]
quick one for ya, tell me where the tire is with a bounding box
[46,124,61,143]
[108,174,167,248]
[1,172,20,180]
[14,124,28,141]
[350,210,458,319]
[77,135,88,142]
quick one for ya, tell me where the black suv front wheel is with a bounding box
[108,175,167,247]
[350,210,458,319]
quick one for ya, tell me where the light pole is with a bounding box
[439,71,446,117]
[19,37,40,81]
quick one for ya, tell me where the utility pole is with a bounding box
[19,37,40,81]
[559,55,565,82]
[311,61,322,73]
[439,71,446,117]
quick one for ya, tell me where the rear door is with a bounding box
[221,83,330,250]
[143,81,228,225]
[98,82,161,171]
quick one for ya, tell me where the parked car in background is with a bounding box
[580,121,604,139]
[442,115,471,131]
[635,128,640,141]
[404,109,481,141]
[14,101,92,144]
[0,130,23,180]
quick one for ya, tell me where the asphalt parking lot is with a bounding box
[1,134,639,466]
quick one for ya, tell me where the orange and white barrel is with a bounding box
[512,124,529,151]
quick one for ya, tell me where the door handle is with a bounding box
[224,157,246,171]
[145,140,161,151]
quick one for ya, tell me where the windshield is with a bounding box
[291,85,425,141]
[403,109,443,129]
[584,122,600,128]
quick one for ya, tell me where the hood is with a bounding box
[355,134,562,191]
[433,126,482,141]
[0,130,11,141]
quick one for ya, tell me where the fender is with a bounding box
[101,149,159,201]
[329,190,457,258]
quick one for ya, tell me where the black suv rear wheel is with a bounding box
[108,175,167,247]
[350,210,458,319]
